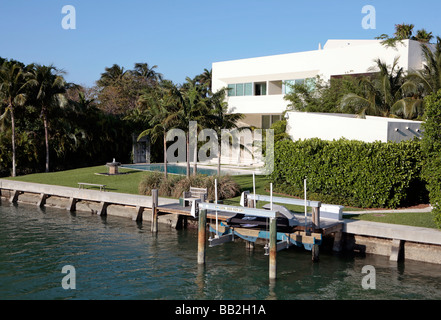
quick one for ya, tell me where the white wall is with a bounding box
[212,39,425,116]
[286,112,422,143]
[227,95,286,114]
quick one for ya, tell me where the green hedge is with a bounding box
[269,138,427,208]
[422,91,441,227]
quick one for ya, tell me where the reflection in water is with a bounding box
[0,201,441,300]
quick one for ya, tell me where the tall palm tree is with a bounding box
[137,81,179,179]
[171,83,209,177]
[206,88,244,175]
[195,68,212,96]
[0,62,34,177]
[29,64,67,172]
[97,64,128,87]
[132,63,163,84]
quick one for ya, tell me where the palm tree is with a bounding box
[413,29,434,43]
[408,36,441,95]
[137,81,179,179]
[206,88,244,175]
[195,68,212,96]
[28,64,67,172]
[394,23,414,40]
[167,82,210,177]
[341,57,421,119]
[0,62,34,177]
[132,63,163,84]
[97,64,129,87]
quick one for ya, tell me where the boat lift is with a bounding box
[194,178,322,280]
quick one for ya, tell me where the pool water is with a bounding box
[122,164,221,176]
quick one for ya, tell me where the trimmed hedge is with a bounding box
[422,91,441,227]
[270,138,427,208]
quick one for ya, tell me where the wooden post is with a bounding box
[312,207,320,232]
[269,217,277,280]
[312,244,320,262]
[198,209,207,265]
[151,189,158,233]
[245,241,255,251]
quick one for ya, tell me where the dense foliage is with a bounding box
[421,90,441,227]
[269,138,427,209]
[0,57,234,178]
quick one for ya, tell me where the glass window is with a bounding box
[295,79,305,85]
[272,115,282,123]
[284,80,295,94]
[255,83,267,96]
[236,83,244,96]
[262,115,271,129]
[305,78,316,92]
[227,84,236,97]
[244,83,252,96]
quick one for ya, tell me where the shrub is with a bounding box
[421,90,441,227]
[138,173,241,200]
[269,138,427,208]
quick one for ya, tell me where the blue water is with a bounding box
[1,201,441,300]
[122,164,219,176]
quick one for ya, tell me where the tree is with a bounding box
[96,64,129,87]
[340,57,423,119]
[28,64,67,172]
[408,36,441,95]
[206,88,244,175]
[175,82,210,177]
[0,62,33,177]
[377,23,434,47]
[136,81,180,179]
[413,29,434,43]
[132,62,163,84]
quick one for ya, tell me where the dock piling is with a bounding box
[269,217,277,280]
[198,209,207,265]
[151,189,158,233]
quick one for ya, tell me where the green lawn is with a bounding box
[5,166,147,195]
[346,211,438,229]
[3,166,438,229]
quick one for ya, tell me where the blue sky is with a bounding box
[1,0,440,87]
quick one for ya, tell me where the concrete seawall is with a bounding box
[1,179,441,264]
[0,179,183,228]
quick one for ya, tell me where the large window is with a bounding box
[254,82,267,96]
[261,114,282,129]
[228,83,253,97]
[284,78,316,94]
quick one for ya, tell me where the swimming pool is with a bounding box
[122,163,221,176]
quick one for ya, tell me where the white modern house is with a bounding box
[212,39,428,129]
